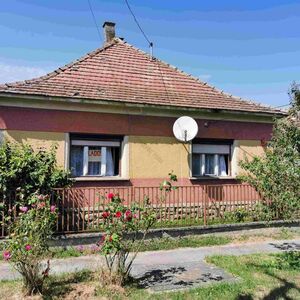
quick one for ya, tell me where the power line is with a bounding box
[124,0,153,47]
[87,0,102,41]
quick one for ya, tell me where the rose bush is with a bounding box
[3,194,57,295]
[97,173,177,285]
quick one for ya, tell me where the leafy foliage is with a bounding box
[97,172,177,285]
[240,83,300,220]
[0,141,72,205]
[3,194,57,295]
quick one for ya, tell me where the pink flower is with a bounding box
[50,205,56,212]
[19,206,28,213]
[3,250,11,260]
[115,211,122,218]
[90,245,100,253]
[37,195,44,200]
[107,193,114,200]
[25,244,32,251]
[76,245,84,253]
[38,202,46,209]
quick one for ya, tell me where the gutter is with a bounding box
[0,92,286,123]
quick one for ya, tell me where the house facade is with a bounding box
[0,22,283,189]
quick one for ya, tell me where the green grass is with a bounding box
[49,227,300,259]
[127,253,300,299]
[1,253,300,299]
[1,227,299,261]
[137,235,231,251]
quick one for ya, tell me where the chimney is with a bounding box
[103,21,116,44]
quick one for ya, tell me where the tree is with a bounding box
[240,83,300,220]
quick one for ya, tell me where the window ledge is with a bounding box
[190,176,236,180]
[74,176,130,182]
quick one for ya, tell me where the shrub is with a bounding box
[97,173,177,285]
[0,141,72,205]
[223,208,251,223]
[239,83,300,221]
[3,194,58,295]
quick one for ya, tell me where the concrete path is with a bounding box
[1,239,299,283]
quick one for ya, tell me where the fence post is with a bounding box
[203,185,207,226]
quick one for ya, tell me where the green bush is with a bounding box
[239,83,300,221]
[0,141,72,205]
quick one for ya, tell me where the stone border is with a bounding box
[48,219,300,247]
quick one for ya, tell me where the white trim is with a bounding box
[74,176,129,182]
[100,147,107,176]
[231,141,239,177]
[214,154,219,175]
[72,140,120,147]
[121,136,130,179]
[193,144,230,154]
[201,154,205,176]
[64,133,70,171]
[83,146,88,175]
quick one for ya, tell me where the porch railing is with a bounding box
[0,184,262,237]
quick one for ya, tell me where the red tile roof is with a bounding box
[0,38,283,115]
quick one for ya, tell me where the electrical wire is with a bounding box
[87,0,102,41]
[124,0,152,47]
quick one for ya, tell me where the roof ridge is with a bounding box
[0,39,119,88]
[117,38,283,113]
[0,37,284,115]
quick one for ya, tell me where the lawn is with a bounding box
[1,252,300,299]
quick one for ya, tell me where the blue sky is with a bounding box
[1,0,300,107]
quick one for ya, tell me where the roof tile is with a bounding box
[0,38,282,114]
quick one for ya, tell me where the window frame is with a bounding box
[69,134,123,178]
[191,139,233,178]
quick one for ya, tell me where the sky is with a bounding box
[1,0,300,107]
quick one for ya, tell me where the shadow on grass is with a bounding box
[43,270,93,299]
[235,254,300,300]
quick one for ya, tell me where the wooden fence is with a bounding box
[0,184,262,237]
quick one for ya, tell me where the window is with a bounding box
[70,136,121,177]
[192,143,231,177]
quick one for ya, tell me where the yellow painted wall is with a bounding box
[233,140,265,176]
[4,130,66,167]
[129,136,190,179]
[1,131,265,179]
[129,136,266,179]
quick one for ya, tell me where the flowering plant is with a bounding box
[97,173,177,284]
[3,194,57,295]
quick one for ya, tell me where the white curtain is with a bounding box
[106,147,114,176]
[219,155,227,176]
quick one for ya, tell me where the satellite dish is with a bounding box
[173,116,198,142]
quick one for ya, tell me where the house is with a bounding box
[0,22,284,191]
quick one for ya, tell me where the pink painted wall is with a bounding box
[0,106,273,140]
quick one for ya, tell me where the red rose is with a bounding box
[115,211,122,218]
[102,211,110,219]
[125,210,132,221]
[107,193,114,199]
[109,235,113,242]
